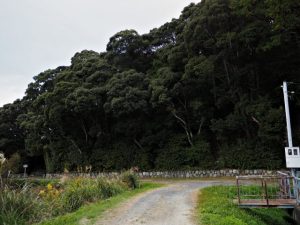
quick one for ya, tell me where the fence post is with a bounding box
[236,176,241,204]
[261,178,265,200]
[264,179,269,206]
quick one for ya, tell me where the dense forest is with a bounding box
[1,0,300,172]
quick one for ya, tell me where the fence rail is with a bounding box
[236,173,296,208]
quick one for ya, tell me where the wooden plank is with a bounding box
[234,199,296,208]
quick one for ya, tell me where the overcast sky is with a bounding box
[0,0,199,106]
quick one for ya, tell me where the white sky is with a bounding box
[0,0,199,106]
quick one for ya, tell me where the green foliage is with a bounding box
[1,176,141,224]
[96,178,125,198]
[3,153,21,174]
[39,182,162,225]
[1,0,300,171]
[156,135,214,170]
[121,171,139,189]
[62,178,125,212]
[0,185,48,225]
[62,179,98,212]
[198,186,293,225]
[7,178,59,189]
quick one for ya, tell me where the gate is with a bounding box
[236,172,296,208]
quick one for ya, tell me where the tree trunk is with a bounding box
[223,59,230,85]
[197,117,205,136]
[80,119,88,144]
[134,139,144,151]
[171,111,194,146]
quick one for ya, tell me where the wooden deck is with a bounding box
[235,199,296,208]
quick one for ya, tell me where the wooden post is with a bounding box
[261,178,265,200]
[237,176,241,204]
[264,179,269,206]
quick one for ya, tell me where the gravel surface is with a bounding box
[94,180,234,225]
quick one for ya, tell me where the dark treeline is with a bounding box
[1,0,300,172]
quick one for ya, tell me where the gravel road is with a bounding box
[94,180,233,225]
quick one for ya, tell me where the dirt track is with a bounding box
[94,180,233,225]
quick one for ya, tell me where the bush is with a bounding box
[0,176,138,224]
[155,135,214,170]
[121,171,139,189]
[0,185,47,224]
[61,177,127,212]
[96,178,125,198]
[62,178,98,212]
[217,141,282,169]
[6,153,21,173]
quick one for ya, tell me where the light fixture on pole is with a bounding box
[23,164,28,178]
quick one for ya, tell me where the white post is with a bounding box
[283,81,293,147]
[23,164,28,178]
[282,81,297,198]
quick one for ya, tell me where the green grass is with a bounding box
[197,186,294,225]
[237,184,290,200]
[38,182,162,225]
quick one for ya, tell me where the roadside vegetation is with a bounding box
[39,182,161,225]
[197,186,294,225]
[0,172,159,225]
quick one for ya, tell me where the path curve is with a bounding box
[94,180,233,225]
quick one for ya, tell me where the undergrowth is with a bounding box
[0,171,141,225]
[39,182,162,225]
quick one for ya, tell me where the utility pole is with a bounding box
[282,81,299,181]
[283,81,293,148]
[282,81,299,201]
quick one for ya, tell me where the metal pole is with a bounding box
[283,81,293,147]
[282,81,298,198]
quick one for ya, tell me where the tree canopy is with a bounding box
[1,0,300,172]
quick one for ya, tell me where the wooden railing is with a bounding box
[236,173,296,208]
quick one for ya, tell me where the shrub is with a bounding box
[217,140,282,170]
[6,153,21,173]
[62,178,98,212]
[96,178,125,198]
[38,183,64,217]
[121,171,139,189]
[0,185,47,224]
[61,177,126,212]
[0,177,135,224]
[155,135,214,170]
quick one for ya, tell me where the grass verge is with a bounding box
[197,186,294,225]
[38,182,162,225]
